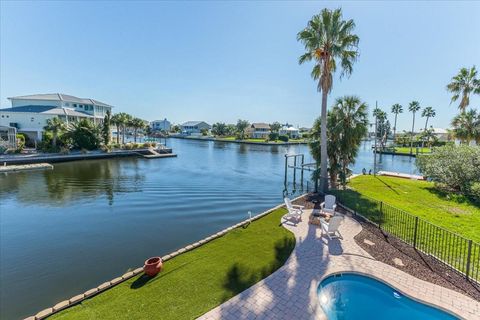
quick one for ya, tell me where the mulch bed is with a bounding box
[293,193,480,302]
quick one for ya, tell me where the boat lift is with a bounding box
[283,154,317,194]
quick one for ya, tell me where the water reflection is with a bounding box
[0,158,145,206]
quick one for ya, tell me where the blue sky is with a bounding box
[1,1,479,130]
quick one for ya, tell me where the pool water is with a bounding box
[317,273,458,320]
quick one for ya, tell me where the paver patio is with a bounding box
[198,209,480,320]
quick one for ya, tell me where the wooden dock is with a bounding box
[377,171,425,180]
[0,163,53,173]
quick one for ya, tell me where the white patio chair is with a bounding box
[320,215,343,239]
[320,195,337,216]
[283,197,304,223]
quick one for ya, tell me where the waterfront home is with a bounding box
[279,126,300,138]
[418,127,450,141]
[180,121,211,136]
[247,123,271,139]
[0,93,113,141]
[150,118,171,132]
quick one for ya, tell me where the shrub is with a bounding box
[468,182,480,203]
[143,142,152,148]
[67,119,101,150]
[151,142,157,147]
[268,132,279,141]
[59,147,70,155]
[16,134,25,152]
[417,145,480,200]
[278,135,289,142]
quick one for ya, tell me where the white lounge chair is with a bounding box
[283,197,304,223]
[320,216,343,239]
[320,195,337,216]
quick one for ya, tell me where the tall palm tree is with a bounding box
[373,108,389,150]
[111,113,122,144]
[391,103,403,142]
[116,112,131,144]
[297,8,359,192]
[451,109,478,145]
[408,101,421,154]
[44,117,67,148]
[421,107,436,147]
[446,66,480,113]
[130,118,145,143]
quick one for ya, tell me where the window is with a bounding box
[31,117,34,122]
[73,104,77,108]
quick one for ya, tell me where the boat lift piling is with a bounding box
[284,153,310,188]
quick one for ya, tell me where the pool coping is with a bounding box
[23,194,306,320]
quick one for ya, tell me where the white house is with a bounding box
[0,93,113,141]
[180,121,211,136]
[247,123,271,139]
[279,126,300,139]
[150,118,171,132]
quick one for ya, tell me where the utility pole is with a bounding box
[373,101,378,176]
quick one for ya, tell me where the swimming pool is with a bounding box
[317,273,459,320]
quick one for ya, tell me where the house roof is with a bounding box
[283,126,299,131]
[181,121,210,127]
[251,123,270,129]
[0,105,94,117]
[8,93,113,108]
[419,127,449,134]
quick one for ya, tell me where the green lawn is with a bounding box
[394,147,432,154]
[51,209,295,319]
[332,175,480,242]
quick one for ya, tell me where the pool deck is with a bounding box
[198,210,480,320]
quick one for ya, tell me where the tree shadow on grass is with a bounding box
[374,176,400,195]
[220,236,295,303]
[330,188,384,224]
[424,186,479,208]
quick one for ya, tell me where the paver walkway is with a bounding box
[198,210,480,320]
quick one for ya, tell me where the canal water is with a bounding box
[0,138,417,319]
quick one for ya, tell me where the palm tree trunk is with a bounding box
[422,117,429,148]
[116,125,120,144]
[320,90,329,193]
[52,133,57,148]
[410,113,416,154]
[122,125,126,144]
[134,128,137,143]
[393,113,398,142]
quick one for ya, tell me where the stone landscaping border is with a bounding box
[24,194,306,320]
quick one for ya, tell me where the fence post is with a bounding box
[413,216,419,248]
[466,240,473,280]
[379,201,383,228]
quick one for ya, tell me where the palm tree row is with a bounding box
[110,112,147,144]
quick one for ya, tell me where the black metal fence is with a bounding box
[333,192,480,285]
